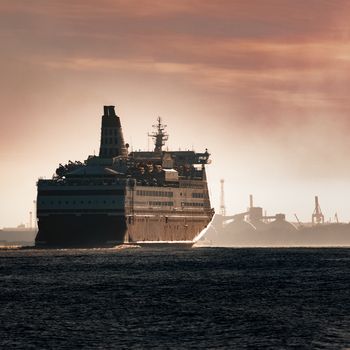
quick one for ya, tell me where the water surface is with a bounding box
[1,247,349,349]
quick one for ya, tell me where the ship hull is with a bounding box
[35,213,211,248]
[35,214,127,248]
[125,241,194,248]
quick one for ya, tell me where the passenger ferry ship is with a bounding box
[35,106,214,247]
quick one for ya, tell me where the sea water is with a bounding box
[1,247,349,349]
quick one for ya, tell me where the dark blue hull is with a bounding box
[35,214,127,248]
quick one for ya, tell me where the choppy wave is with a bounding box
[1,247,349,349]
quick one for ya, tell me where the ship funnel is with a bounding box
[99,105,128,158]
[104,105,116,117]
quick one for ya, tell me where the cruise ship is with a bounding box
[35,106,214,248]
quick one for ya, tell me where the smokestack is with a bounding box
[99,105,128,158]
[249,194,254,209]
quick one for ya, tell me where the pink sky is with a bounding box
[1,0,350,226]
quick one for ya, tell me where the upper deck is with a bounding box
[39,106,211,191]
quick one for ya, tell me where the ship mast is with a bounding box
[148,117,169,153]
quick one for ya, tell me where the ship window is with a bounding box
[65,201,68,204]
[80,201,84,204]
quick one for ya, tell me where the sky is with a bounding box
[1,0,350,227]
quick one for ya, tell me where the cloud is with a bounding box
[2,0,350,225]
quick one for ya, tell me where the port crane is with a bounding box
[312,196,324,224]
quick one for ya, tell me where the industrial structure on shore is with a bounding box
[200,181,350,247]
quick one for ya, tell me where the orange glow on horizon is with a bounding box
[1,0,350,226]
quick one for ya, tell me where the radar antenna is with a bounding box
[148,117,169,153]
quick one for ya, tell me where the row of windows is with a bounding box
[101,137,119,145]
[149,201,174,206]
[102,129,118,136]
[180,183,204,189]
[192,193,205,198]
[137,190,173,197]
[182,202,205,207]
[40,200,117,205]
